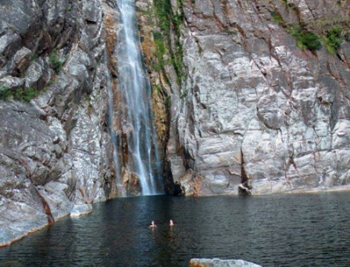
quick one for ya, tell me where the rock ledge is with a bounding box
[190,258,262,267]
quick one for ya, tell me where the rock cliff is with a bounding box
[0,0,117,247]
[0,0,350,248]
[165,0,350,196]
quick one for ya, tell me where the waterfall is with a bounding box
[115,0,163,195]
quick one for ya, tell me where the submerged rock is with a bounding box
[189,258,262,267]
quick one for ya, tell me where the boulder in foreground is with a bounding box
[189,258,262,267]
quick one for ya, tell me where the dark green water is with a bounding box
[1,192,350,266]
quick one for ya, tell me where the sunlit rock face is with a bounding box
[189,258,262,267]
[167,0,350,196]
[0,0,116,247]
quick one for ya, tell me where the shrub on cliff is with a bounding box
[49,49,63,74]
[289,25,322,51]
[0,86,11,100]
[153,0,184,80]
[323,26,343,55]
[0,86,40,102]
[271,10,284,26]
[15,87,40,102]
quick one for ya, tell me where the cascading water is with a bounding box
[115,0,163,195]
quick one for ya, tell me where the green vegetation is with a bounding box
[165,95,171,108]
[87,94,93,116]
[153,31,166,71]
[271,11,284,25]
[30,54,38,61]
[17,87,40,102]
[224,29,237,35]
[271,7,321,51]
[153,0,184,81]
[323,26,342,55]
[0,85,11,100]
[0,86,41,102]
[49,49,63,74]
[288,25,322,51]
[154,0,172,33]
[271,4,347,54]
[280,0,298,10]
[180,91,187,99]
[154,83,169,96]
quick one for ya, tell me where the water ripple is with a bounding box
[1,193,350,266]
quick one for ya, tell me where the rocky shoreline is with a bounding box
[2,187,350,248]
[0,206,91,248]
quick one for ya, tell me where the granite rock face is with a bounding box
[166,0,350,196]
[0,0,117,247]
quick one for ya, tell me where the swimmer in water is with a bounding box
[149,220,157,228]
[169,219,174,226]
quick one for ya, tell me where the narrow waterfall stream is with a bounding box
[115,0,163,195]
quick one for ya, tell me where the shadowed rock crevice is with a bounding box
[20,158,55,225]
[238,149,252,196]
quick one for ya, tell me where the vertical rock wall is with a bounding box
[0,0,117,246]
[167,0,350,195]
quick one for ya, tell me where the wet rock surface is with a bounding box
[0,0,116,246]
[189,258,262,267]
[167,0,350,196]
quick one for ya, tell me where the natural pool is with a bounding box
[1,192,350,266]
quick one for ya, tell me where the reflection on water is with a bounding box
[1,192,350,266]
